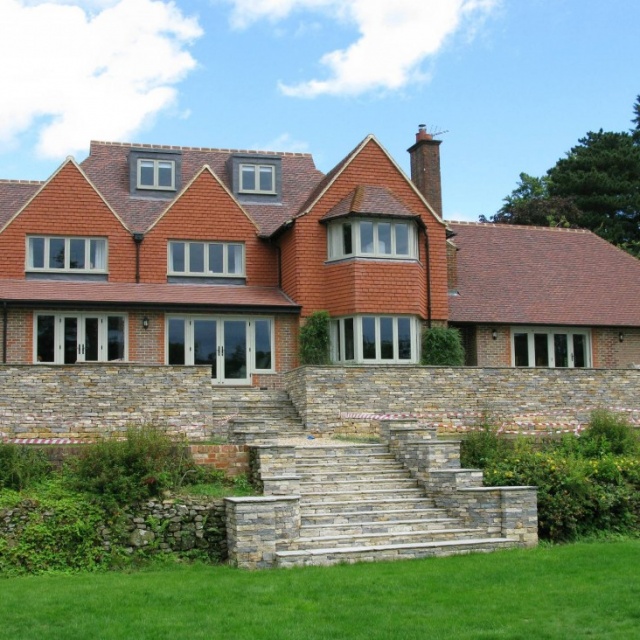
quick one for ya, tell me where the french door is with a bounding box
[167,317,250,384]
[35,313,126,364]
[512,328,590,368]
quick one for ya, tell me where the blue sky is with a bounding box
[0,0,639,221]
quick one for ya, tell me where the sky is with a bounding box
[0,0,639,222]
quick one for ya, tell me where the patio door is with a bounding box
[36,313,126,364]
[168,317,249,385]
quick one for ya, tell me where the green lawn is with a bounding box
[1,541,639,639]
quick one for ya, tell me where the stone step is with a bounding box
[301,507,448,525]
[299,517,463,538]
[298,469,411,482]
[300,487,426,503]
[275,538,518,568]
[293,445,390,458]
[301,496,437,513]
[300,478,418,493]
[280,527,487,551]
[295,459,398,470]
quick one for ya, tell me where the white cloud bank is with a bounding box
[226,0,499,97]
[0,0,202,158]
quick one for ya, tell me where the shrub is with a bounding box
[0,443,51,491]
[299,311,331,365]
[421,326,465,366]
[64,426,207,507]
[577,410,639,456]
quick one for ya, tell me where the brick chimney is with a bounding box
[408,124,443,218]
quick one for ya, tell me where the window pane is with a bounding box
[395,224,409,255]
[362,316,376,360]
[377,223,391,255]
[344,318,355,361]
[209,244,224,273]
[49,238,65,269]
[255,319,272,370]
[554,334,568,368]
[573,334,586,368]
[168,318,186,365]
[514,333,529,366]
[84,317,99,361]
[69,238,85,269]
[227,244,243,275]
[189,243,205,273]
[259,166,273,192]
[90,239,106,270]
[224,321,247,379]
[107,316,125,361]
[64,317,78,364]
[398,318,412,360]
[360,221,374,253]
[139,160,154,186]
[332,320,341,361]
[343,223,353,255]
[30,237,45,269]
[380,317,394,359]
[171,242,185,272]
[241,166,255,191]
[534,333,549,366]
[36,315,55,362]
[193,320,216,365]
[158,161,173,188]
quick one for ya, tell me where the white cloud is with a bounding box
[225,0,499,97]
[0,0,202,159]
[259,133,309,153]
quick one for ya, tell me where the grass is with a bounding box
[1,540,639,639]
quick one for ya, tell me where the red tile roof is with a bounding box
[448,222,640,327]
[321,185,418,222]
[0,180,43,230]
[80,141,324,236]
[0,280,299,311]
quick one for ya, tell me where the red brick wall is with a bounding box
[188,444,249,477]
[474,325,510,366]
[0,162,136,281]
[141,170,278,285]
[279,139,449,322]
[593,328,640,368]
[2,308,32,363]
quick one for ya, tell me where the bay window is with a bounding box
[327,219,417,260]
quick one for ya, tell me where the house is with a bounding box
[0,127,638,383]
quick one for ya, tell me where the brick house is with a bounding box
[0,127,638,383]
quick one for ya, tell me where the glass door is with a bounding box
[221,319,249,384]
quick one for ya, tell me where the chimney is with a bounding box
[408,124,443,218]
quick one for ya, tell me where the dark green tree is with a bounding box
[631,94,640,144]
[547,130,640,256]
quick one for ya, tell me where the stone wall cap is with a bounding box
[458,486,537,492]
[224,495,300,504]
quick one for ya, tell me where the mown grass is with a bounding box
[1,540,639,639]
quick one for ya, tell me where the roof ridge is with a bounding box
[0,179,45,185]
[447,220,591,234]
[89,140,312,158]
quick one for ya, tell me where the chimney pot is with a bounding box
[416,124,432,143]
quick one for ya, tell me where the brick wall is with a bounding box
[285,365,640,434]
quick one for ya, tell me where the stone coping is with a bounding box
[224,495,301,504]
[458,486,537,492]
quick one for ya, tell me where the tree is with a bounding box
[547,130,640,256]
[483,97,640,257]
[481,173,583,228]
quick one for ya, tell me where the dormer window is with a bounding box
[128,148,181,197]
[229,154,282,203]
[138,159,175,190]
[240,164,275,194]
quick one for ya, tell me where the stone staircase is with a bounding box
[211,388,307,442]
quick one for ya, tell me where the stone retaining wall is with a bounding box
[0,364,213,440]
[286,365,640,435]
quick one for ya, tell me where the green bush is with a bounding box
[421,326,465,366]
[64,426,210,507]
[299,311,331,365]
[461,411,640,542]
[0,443,52,491]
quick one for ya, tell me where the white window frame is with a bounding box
[331,315,419,364]
[327,219,418,261]
[167,241,245,277]
[239,164,276,194]
[165,315,275,374]
[137,158,176,191]
[510,327,591,368]
[27,236,108,273]
[33,312,128,364]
